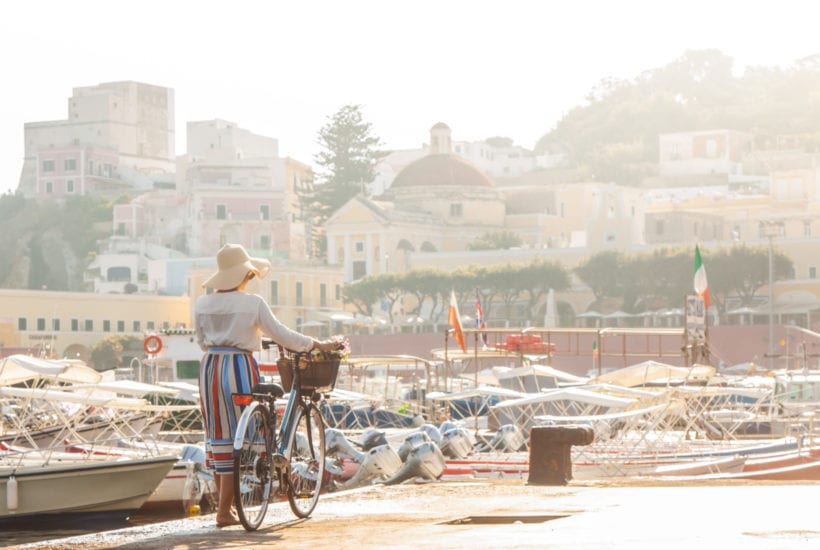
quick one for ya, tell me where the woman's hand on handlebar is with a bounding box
[312,339,344,353]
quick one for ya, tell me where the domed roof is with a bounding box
[391,154,494,189]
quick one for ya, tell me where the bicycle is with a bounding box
[231,341,342,531]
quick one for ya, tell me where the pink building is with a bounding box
[34,145,120,199]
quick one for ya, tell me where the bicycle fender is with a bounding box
[233,400,264,452]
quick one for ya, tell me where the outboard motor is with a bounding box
[340,444,403,489]
[398,431,431,461]
[360,428,388,451]
[326,428,366,462]
[383,441,446,485]
[417,423,442,445]
[477,424,526,453]
[439,421,458,435]
[439,427,474,459]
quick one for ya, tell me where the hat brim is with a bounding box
[203,257,271,290]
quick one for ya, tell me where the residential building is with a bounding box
[19,81,176,197]
[658,129,753,177]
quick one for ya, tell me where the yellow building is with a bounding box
[188,260,348,338]
[0,289,190,359]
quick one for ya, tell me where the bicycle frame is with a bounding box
[232,355,306,458]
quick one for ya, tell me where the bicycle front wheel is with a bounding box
[285,403,326,518]
[233,404,273,531]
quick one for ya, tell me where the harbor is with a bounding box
[3,324,820,549]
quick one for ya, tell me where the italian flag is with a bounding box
[694,245,710,308]
[448,290,467,352]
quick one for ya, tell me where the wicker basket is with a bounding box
[277,354,341,393]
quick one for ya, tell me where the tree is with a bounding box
[300,104,387,255]
[467,230,523,251]
[574,251,624,304]
[89,336,142,371]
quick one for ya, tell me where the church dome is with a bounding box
[391,154,494,189]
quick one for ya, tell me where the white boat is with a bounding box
[0,455,177,519]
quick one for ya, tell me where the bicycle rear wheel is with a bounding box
[233,405,273,531]
[285,402,326,518]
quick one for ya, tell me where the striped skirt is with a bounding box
[198,347,260,474]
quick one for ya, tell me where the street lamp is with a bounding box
[760,221,783,370]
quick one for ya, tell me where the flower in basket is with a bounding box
[308,334,350,361]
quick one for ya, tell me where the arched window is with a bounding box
[397,239,415,252]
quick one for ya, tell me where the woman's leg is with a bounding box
[215,473,238,525]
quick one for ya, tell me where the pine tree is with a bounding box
[299,104,387,256]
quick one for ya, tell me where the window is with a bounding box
[107,266,131,282]
[116,223,126,235]
[88,160,94,173]
[216,204,227,219]
[67,179,75,193]
[42,160,55,172]
[18,318,27,330]
[805,221,812,237]
[147,321,155,330]
[45,181,53,193]
[103,320,111,332]
[810,267,817,279]
[335,284,341,300]
[320,283,327,307]
[162,321,170,330]
[85,319,93,331]
[52,319,60,331]
[270,281,278,305]
[117,320,125,332]
[133,320,141,332]
[103,163,112,177]
[36,318,45,331]
[260,205,270,220]
[354,241,364,253]
[71,318,79,331]
[296,281,303,306]
[449,203,463,217]
[260,235,270,248]
[352,260,367,280]
[64,158,77,171]
[176,360,200,380]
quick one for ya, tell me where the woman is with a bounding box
[195,243,339,527]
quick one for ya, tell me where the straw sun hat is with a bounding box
[203,243,271,290]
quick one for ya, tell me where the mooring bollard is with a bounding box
[527,425,594,486]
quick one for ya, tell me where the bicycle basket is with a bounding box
[277,347,341,392]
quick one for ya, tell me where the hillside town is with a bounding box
[1,79,820,364]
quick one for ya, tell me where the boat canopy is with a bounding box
[491,387,637,410]
[591,360,715,388]
[0,354,102,386]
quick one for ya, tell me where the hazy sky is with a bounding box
[1,0,817,194]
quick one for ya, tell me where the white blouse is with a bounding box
[194,291,313,353]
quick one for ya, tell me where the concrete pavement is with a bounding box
[11,478,820,549]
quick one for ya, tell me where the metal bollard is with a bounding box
[527,425,594,486]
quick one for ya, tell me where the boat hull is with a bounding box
[0,455,177,519]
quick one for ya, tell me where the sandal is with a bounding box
[216,515,241,528]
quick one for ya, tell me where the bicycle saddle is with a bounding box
[252,382,285,398]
